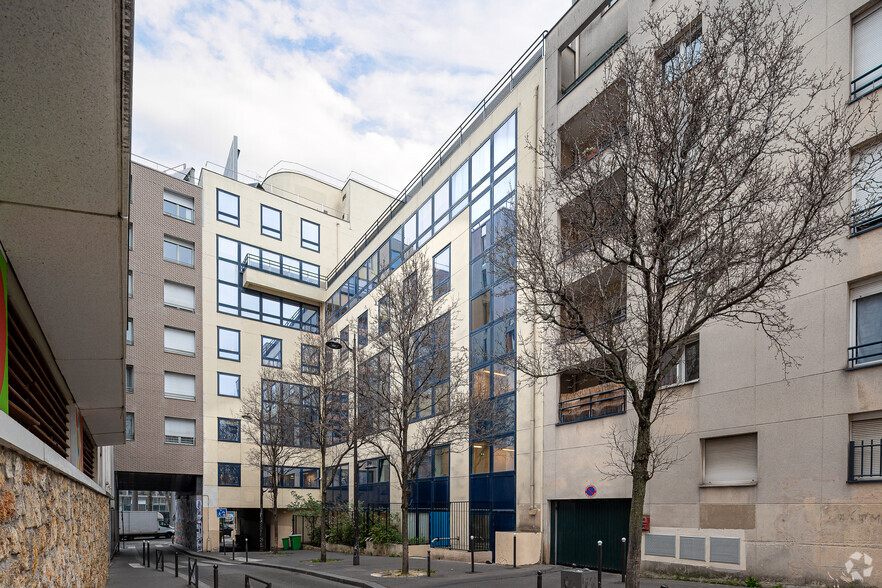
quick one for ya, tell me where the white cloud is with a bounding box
[132,0,570,190]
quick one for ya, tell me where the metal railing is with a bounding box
[245,576,273,588]
[560,34,627,100]
[851,63,882,102]
[241,253,325,288]
[847,340,882,368]
[327,33,547,286]
[559,385,627,424]
[849,439,882,481]
[850,202,882,236]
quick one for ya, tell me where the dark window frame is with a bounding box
[262,336,283,368]
[218,327,241,361]
[217,189,240,226]
[218,418,241,443]
[218,372,241,398]
[261,204,282,240]
[218,462,242,486]
[301,218,321,252]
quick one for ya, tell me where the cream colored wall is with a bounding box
[541,0,882,580]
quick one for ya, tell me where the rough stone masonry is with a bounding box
[0,445,109,587]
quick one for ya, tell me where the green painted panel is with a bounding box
[552,499,630,572]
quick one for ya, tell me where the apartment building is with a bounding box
[114,161,205,550]
[0,0,132,584]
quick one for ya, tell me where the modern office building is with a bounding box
[114,160,205,550]
[0,0,133,584]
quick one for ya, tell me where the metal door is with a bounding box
[552,499,631,572]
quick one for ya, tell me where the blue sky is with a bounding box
[131,0,570,190]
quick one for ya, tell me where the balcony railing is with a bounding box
[850,202,882,237]
[847,340,882,368]
[560,34,628,100]
[241,253,325,289]
[849,439,882,481]
[851,63,882,102]
[559,383,626,424]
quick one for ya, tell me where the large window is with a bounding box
[218,372,241,398]
[852,3,882,101]
[164,417,196,445]
[433,246,451,298]
[125,412,134,441]
[414,445,450,479]
[851,141,882,235]
[218,418,241,443]
[702,433,758,486]
[301,219,320,252]
[163,236,195,267]
[301,344,319,374]
[261,336,282,368]
[411,313,451,421]
[850,413,882,481]
[164,371,196,400]
[218,463,241,486]
[262,380,317,447]
[261,205,282,240]
[262,466,320,489]
[470,436,514,474]
[164,326,196,356]
[660,338,700,387]
[217,189,240,225]
[850,278,882,368]
[164,281,195,311]
[163,190,194,223]
[218,327,240,361]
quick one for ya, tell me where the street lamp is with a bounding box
[325,336,360,566]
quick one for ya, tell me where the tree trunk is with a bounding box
[626,417,652,588]
[272,486,280,554]
[320,445,328,562]
[400,499,410,575]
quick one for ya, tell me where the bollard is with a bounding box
[232,536,236,560]
[621,537,627,583]
[142,541,146,567]
[175,551,179,577]
[214,564,219,588]
[513,533,517,569]
[427,550,431,577]
[245,537,249,563]
[470,536,475,573]
[597,540,603,588]
[147,541,150,568]
[537,570,543,588]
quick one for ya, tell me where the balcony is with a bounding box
[558,378,626,424]
[847,340,882,369]
[850,202,882,237]
[241,253,326,305]
[851,63,882,102]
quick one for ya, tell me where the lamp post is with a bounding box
[325,336,359,566]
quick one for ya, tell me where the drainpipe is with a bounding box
[529,83,541,514]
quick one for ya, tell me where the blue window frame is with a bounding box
[218,327,240,361]
[261,205,282,240]
[218,462,241,486]
[433,245,451,298]
[218,372,241,398]
[262,336,282,368]
[301,219,320,252]
[217,189,240,226]
[357,311,368,348]
[262,466,320,489]
[218,418,241,443]
[301,344,320,374]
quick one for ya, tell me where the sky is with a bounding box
[131,0,571,192]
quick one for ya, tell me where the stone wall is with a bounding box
[0,445,109,587]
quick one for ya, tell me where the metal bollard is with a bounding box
[147,541,150,567]
[427,550,431,577]
[470,535,475,573]
[175,551,179,577]
[214,564,219,588]
[233,536,236,560]
[513,533,517,569]
[142,541,146,567]
[597,541,603,588]
[537,570,543,588]
[621,537,627,583]
[246,537,249,563]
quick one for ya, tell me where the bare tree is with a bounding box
[239,369,305,553]
[493,0,877,584]
[357,252,503,575]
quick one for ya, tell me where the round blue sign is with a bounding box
[585,485,597,497]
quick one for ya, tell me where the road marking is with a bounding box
[127,563,143,568]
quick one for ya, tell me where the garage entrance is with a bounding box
[551,498,631,571]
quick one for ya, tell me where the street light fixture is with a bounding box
[325,336,360,566]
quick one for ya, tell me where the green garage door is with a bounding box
[552,499,631,572]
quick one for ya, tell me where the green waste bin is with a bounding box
[282,537,291,550]
[290,534,302,550]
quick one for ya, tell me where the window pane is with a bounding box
[452,163,469,204]
[434,446,449,477]
[492,169,516,205]
[302,219,320,251]
[471,190,491,223]
[217,190,239,224]
[262,336,282,368]
[685,340,700,381]
[433,181,450,226]
[471,141,491,183]
[492,283,515,319]
[471,441,490,474]
[218,373,241,397]
[471,291,491,330]
[404,215,417,247]
[493,436,515,472]
[217,237,238,261]
[433,246,450,296]
[418,199,433,236]
[470,256,493,295]
[470,221,490,259]
[856,292,882,364]
[261,205,282,238]
[493,115,516,166]
[492,364,515,396]
[218,418,240,442]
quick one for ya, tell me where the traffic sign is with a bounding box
[217,508,227,518]
[585,485,597,497]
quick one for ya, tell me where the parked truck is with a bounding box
[119,511,174,540]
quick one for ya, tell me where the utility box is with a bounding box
[561,569,597,588]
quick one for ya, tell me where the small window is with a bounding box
[125,412,134,441]
[218,418,241,443]
[261,205,282,239]
[702,433,757,486]
[164,281,196,311]
[164,371,196,400]
[851,141,882,235]
[433,246,451,298]
[339,327,350,360]
[301,344,320,374]
[164,326,196,356]
[852,3,882,101]
[127,270,133,298]
[218,373,241,398]
[262,336,282,368]
[357,311,368,348]
[163,236,195,267]
[128,223,133,250]
[126,318,133,345]
[660,338,700,387]
[850,413,882,481]
[850,278,882,367]
[163,190,194,223]
[218,463,241,486]
[164,417,196,445]
[214,329,239,363]
[301,219,320,252]
[662,25,703,83]
[217,189,240,225]
[125,365,134,393]
[378,296,390,335]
